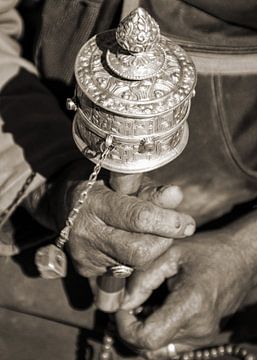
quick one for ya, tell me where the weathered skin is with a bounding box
[116,212,257,358]
[24,159,195,277]
[67,178,195,277]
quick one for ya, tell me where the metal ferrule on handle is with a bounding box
[96,275,126,313]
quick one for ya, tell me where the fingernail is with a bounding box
[184,222,195,236]
[159,186,183,206]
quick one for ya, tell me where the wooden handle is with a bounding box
[95,172,143,312]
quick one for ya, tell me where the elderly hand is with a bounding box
[65,178,195,277]
[24,161,195,277]
[116,226,257,358]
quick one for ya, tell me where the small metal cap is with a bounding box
[66,98,77,111]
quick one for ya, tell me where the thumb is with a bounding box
[121,248,180,310]
[138,183,183,209]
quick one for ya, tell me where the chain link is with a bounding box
[56,136,113,248]
[0,171,36,227]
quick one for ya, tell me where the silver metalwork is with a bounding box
[116,7,160,54]
[108,7,165,80]
[109,264,134,278]
[72,7,197,174]
[35,244,67,279]
[66,98,77,111]
[35,136,113,279]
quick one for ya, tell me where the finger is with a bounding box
[116,280,193,350]
[122,248,180,310]
[89,183,195,238]
[70,210,173,272]
[138,185,183,209]
[99,225,174,269]
[116,309,183,351]
[68,235,119,277]
[75,262,107,277]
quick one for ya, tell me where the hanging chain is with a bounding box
[0,171,36,228]
[56,135,113,249]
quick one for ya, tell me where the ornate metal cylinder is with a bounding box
[69,7,197,174]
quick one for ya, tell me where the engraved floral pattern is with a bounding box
[106,45,166,80]
[116,7,160,54]
[75,31,196,118]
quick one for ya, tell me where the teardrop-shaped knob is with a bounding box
[116,7,160,54]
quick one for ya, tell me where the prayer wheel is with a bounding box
[68,7,197,312]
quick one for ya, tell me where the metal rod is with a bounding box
[95,172,143,312]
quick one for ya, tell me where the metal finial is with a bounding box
[106,7,165,80]
[116,7,160,54]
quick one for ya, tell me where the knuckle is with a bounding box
[130,243,150,268]
[189,287,205,314]
[119,323,155,350]
[89,181,107,199]
[69,244,86,264]
[76,264,104,277]
[193,318,215,338]
[187,287,217,339]
[138,333,159,350]
[130,203,153,232]
[118,324,138,345]
[76,266,93,278]
[101,225,116,244]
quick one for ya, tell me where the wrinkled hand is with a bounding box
[66,179,195,277]
[23,160,195,278]
[116,230,255,358]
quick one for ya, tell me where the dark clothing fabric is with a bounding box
[149,73,257,224]
[1,68,82,178]
[143,0,257,52]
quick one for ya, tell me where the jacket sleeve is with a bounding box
[0,0,83,216]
